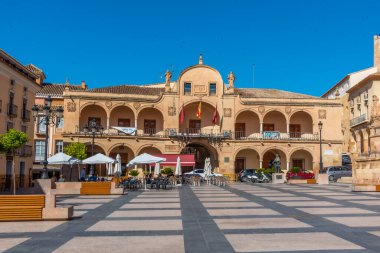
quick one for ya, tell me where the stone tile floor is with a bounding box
[2,183,380,252]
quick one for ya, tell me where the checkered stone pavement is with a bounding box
[2,183,380,252]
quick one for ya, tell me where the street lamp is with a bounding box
[83,119,104,176]
[318,121,323,173]
[32,96,64,179]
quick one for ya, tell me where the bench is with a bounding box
[0,195,45,221]
[80,182,111,195]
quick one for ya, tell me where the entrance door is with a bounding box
[5,159,12,191]
[189,120,201,134]
[19,161,25,188]
[235,123,246,139]
[235,158,245,173]
[292,159,304,170]
[290,124,301,138]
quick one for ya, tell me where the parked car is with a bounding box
[321,166,352,181]
[286,170,315,180]
[342,153,352,165]
[237,169,257,182]
[184,169,222,179]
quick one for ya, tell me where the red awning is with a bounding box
[151,154,195,166]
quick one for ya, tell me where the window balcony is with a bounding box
[7,103,18,118]
[234,131,319,141]
[167,128,231,139]
[350,114,368,127]
[21,109,31,122]
[19,145,33,157]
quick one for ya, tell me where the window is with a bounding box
[118,118,130,127]
[57,117,64,128]
[289,124,301,138]
[21,125,27,133]
[184,83,191,95]
[55,140,64,154]
[209,83,216,96]
[189,120,201,133]
[35,140,46,161]
[235,123,246,139]
[144,120,156,134]
[38,116,46,133]
[7,122,14,131]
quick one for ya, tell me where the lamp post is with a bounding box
[32,96,64,179]
[83,119,104,176]
[318,121,323,173]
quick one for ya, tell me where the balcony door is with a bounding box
[263,124,275,131]
[189,120,201,134]
[290,124,301,138]
[235,123,246,138]
[144,119,156,134]
[118,118,130,127]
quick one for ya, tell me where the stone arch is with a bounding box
[80,102,109,113]
[109,144,135,175]
[262,147,287,170]
[289,148,314,172]
[289,111,313,136]
[180,141,219,170]
[234,110,261,139]
[137,107,164,135]
[262,110,287,133]
[137,145,163,155]
[179,101,219,132]
[109,105,136,127]
[234,148,261,174]
[79,104,108,130]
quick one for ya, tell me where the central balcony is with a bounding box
[350,114,368,127]
[167,128,232,139]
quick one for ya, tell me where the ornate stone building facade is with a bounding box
[54,56,343,176]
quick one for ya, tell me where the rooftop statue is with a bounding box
[227,71,235,88]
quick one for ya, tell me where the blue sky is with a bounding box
[1,0,379,96]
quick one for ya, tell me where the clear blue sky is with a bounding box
[1,0,380,96]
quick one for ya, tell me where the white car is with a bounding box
[184,169,222,179]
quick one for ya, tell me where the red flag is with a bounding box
[180,103,185,124]
[212,104,218,125]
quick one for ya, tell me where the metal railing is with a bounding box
[350,114,368,126]
[143,128,157,135]
[21,109,31,122]
[7,103,18,117]
[235,131,319,141]
[167,128,232,138]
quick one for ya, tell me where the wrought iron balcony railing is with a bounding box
[21,109,31,122]
[234,131,319,141]
[19,145,32,157]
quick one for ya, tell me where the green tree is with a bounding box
[129,169,139,177]
[0,129,28,195]
[64,142,87,160]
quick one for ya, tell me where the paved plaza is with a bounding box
[2,183,380,252]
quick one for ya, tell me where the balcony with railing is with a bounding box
[234,131,319,141]
[167,128,232,139]
[21,109,31,122]
[70,126,167,138]
[350,114,368,127]
[7,103,18,118]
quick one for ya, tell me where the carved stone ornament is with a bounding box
[224,108,232,117]
[194,85,207,94]
[133,102,141,110]
[285,106,291,114]
[258,106,265,114]
[168,106,176,116]
[67,102,76,112]
[105,101,112,109]
[318,109,326,119]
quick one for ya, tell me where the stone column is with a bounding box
[259,160,263,169]
[260,122,263,133]
[106,117,110,130]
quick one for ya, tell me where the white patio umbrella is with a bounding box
[127,153,166,167]
[107,163,113,175]
[115,154,122,174]
[83,153,116,177]
[175,156,181,176]
[154,162,161,176]
[126,153,166,190]
[47,152,81,181]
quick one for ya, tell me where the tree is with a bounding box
[64,142,87,160]
[0,129,28,195]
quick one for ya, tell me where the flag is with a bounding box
[180,103,185,124]
[212,104,218,125]
[196,101,202,118]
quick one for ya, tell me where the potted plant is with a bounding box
[161,167,173,176]
[128,169,139,178]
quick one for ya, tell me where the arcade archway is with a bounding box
[180,142,218,171]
